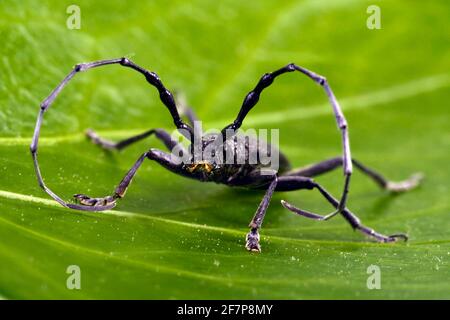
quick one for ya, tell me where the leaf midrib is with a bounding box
[1,189,449,248]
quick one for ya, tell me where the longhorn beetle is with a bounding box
[31,58,423,252]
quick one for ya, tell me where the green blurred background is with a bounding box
[0,0,449,299]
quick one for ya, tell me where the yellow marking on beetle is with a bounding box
[187,161,213,173]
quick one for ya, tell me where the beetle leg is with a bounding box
[278,176,408,242]
[73,148,184,210]
[246,177,278,252]
[286,157,423,193]
[86,128,186,155]
[73,152,147,208]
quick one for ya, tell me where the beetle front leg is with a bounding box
[73,151,146,208]
[245,177,278,252]
[73,148,183,210]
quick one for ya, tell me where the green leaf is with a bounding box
[0,0,449,299]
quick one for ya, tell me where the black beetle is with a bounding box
[31,58,422,252]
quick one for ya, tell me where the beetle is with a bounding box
[30,58,423,252]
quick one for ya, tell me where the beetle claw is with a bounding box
[245,230,261,253]
[386,172,424,193]
[73,193,116,207]
[385,233,409,242]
